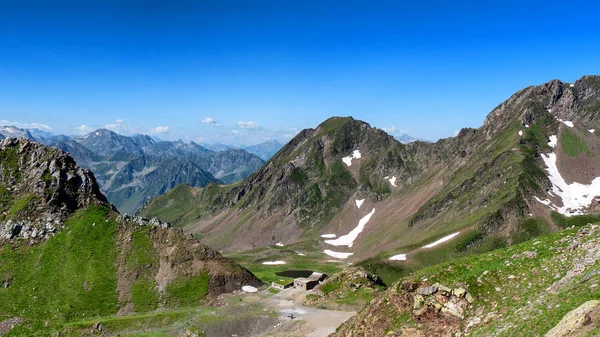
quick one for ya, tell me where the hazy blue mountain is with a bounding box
[243,139,284,160]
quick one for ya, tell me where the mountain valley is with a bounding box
[2,76,600,337]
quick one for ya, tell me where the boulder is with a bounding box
[438,284,452,296]
[545,300,600,337]
[452,287,467,297]
[413,294,425,310]
[417,283,439,296]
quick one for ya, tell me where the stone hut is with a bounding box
[294,272,328,291]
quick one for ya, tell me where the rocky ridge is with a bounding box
[0,137,109,242]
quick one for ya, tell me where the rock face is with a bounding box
[0,138,109,241]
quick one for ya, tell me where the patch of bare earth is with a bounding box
[556,127,600,185]
[0,318,25,336]
[115,226,136,315]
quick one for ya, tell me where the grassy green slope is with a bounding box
[335,218,600,336]
[0,206,224,336]
[138,183,239,228]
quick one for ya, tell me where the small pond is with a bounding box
[275,270,313,278]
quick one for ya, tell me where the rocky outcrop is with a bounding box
[0,138,110,242]
[411,282,474,319]
[545,300,600,337]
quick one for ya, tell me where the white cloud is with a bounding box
[75,124,93,135]
[381,126,398,134]
[149,126,170,135]
[0,120,52,131]
[237,121,259,129]
[104,119,138,135]
[201,117,220,127]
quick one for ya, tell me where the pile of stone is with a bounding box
[117,214,170,229]
[411,283,474,319]
[0,215,62,242]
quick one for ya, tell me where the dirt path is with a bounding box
[259,288,356,337]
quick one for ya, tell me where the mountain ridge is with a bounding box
[141,76,600,277]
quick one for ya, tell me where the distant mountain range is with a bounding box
[0,126,266,213]
[201,140,284,160]
[394,133,426,144]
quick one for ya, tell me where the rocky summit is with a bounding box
[0,138,109,242]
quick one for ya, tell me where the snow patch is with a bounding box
[525,124,530,128]
[321,234,337,238]
[389,254,407,261]
[262,261,286,265]
[558,119,574,128]
[388,176,397,187]
[570,83,575,88]
[326,259,346,263]
[324,208,376,247]
[534,196,554,207]
[323,250,354,259]
[548,135,558,148]
[342,150,362,167]
[590,129,596,134]
[538,151,600,216]
[422,232,460,248]
[242,285,258,292]
[518,130,523,137]
[355,199,364,209]
[275,242,284,247]
[297,252,306,256]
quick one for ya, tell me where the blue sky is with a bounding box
[0,0,598,145]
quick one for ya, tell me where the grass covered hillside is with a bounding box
[141,77,600,286]
[334,218,600,336]
[0,139,262,336]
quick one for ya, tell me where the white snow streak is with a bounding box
[342,150,362,167]
[534,196,554,207]
[389,176,397,187]
[262,261,286,265]
[297,252,306,256]
[558,119,574,128]
[590,129,596,134]
[548,135,558,148]
[323,250,353,259]
[355,199,364,209]
[518,130,523,136]
[570,83,575,88]
[242,285,258,292]
[389,254,407,261]
[422,232,460,248]
[321,234,337,238]
[275,242,284,247]
[324,208,376,247]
